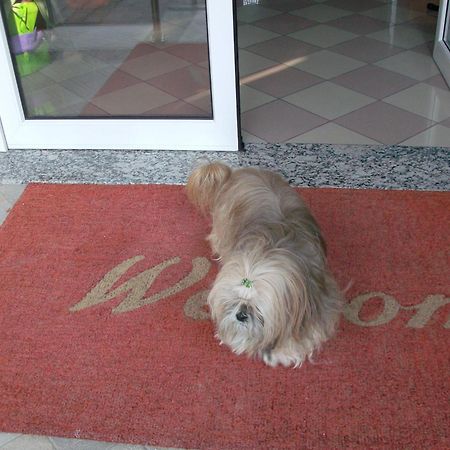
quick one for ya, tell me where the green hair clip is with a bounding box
[241,278,253,288]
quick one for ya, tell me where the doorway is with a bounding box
[237,0,450,147]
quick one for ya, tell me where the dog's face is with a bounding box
[212,293,266,356]
[207,252,306,358]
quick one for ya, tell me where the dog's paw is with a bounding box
[261,350,277,367]
[261,348,305,368]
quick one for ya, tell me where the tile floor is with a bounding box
[237,0,450,146]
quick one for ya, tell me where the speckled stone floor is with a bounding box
[0,144,449,190]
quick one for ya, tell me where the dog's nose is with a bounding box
[236,305,248,322]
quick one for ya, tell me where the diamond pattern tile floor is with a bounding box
[383,83,450,122]
[400,124,450,146]
[288,122,380,144]
[291,4,353,23]
[284,80,376,119]
[237,5,282,23]
[237,24,280,48]
[245,66,323,97]
[334,101,435,144]
[288,24,357,48]
[374,50,440,80]
[290,49,366,78]
[253,13,316,34]
[367,24,435,49]
[327,14,387,35]
[241,99,327,141]
[246,36,320,64]
[361,4,424,24]
[332,65,418,99]
[237,0,449,146]
[330,36,404,63]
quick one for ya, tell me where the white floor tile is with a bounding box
[50,436,114,449]
[374,50,439,81]
[238,49,277,77]
[0,185,26,205]
[239,85,276,113]
[237,24,280,48]
[288,122,380,144]
[283,81,375,120]
[241,130,267,143]
[0,433,184,450]
[0,434,20,447]
[1,435,54,450]
[361,5,424,24]
[400,125,450,146]
[237,5,281,23]
[0,196,10,225]
[289,50,366,79]
[110,444,147,450]
[291,5,352,23]
[384,83,450,122]
[0,185,26,226]
[289,25,357,48]
[368,24,434,49]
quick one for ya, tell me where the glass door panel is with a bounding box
[1,0,212,118]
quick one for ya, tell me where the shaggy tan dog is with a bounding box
[187,162,342,367]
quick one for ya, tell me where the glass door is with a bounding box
[434,0,450,87]
[0,0,240,151]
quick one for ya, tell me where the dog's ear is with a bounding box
[186,162,232,215]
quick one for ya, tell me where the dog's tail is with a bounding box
[186,161,232,214]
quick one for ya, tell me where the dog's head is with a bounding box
[207,249,309,358]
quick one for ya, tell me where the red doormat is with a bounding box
[0,184,448,449]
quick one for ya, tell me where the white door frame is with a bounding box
[0,0,241,151]
[0,118,7,153]
[434,0,450,87]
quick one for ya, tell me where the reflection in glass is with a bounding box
[1,0,212,118]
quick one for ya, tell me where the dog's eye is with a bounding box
[254,306,264,326]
